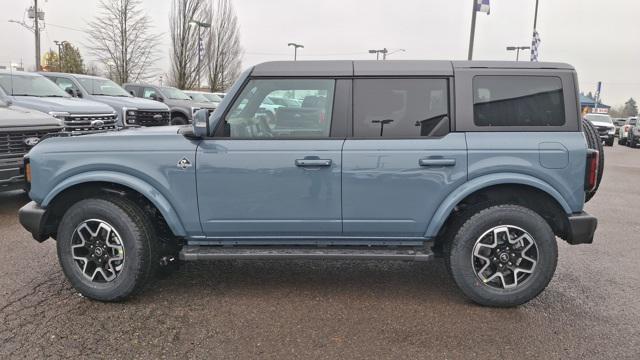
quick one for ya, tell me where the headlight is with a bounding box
[48,111,70,120]
[123,107,138,125]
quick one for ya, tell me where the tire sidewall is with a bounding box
[449,206,558,307]
[171,116,187,125]
[57,198,148,301]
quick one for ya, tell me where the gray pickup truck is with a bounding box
[40,73,171,128]
[0,71,117,134]
[19,61,600,307]
[0,96,62,191]
[123,83,215,125]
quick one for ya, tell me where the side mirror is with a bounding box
[76,91,83,98]
[149,94,158,101]
[129,90,135,96]
[65,88,76,97]
[193,109,219,138]
[158,97,164,102]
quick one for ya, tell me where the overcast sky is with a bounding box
[1,0,638,106]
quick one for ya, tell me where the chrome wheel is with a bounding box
[471,225,538,289]
[70,219,125,283]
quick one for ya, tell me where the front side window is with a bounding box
[54,77,79,93]
[143,87,157,99]
[473,76,565,127]
[225,79,335,139]
[353,79,449,138]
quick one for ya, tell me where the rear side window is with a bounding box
[473,76,565,127]
[353,79,449,138]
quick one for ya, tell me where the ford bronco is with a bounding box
[19,61,600,307]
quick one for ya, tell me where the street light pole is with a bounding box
[189,20,211,89]
[506,46,530,61]
[468,0,477,60]
[288,43,304,61]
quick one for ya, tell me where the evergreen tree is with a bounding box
[622,98,638,117]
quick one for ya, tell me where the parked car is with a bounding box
[0,70,117,134]
[584,113,615,146]
[0,95,62,192]
[40,73,170,128]
[613,118,626,136]
[618,117,637,145]
[123,84,215,125]
[19,60,598,307]
[183,90,222,107]
[626,117,640,148]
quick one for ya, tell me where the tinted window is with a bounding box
[353,79,449,138]
[473,76,565,127]
[225,79,335,139]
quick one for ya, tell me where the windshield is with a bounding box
[77,77,130,97]
[0,73,70,97]
[161,87,191,100]
[201,93,222,102]
[585,114,613,124]
[186,92,210,102]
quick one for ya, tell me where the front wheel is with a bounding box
[57,196,159,301]
[446,204,558,307]
[171,115,188,125]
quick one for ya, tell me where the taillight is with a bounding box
[585,149,599,192]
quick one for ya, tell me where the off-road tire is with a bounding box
[582,119,604,202]
[446,204,558,307]
[57,196,159,301]
[171,115,188,125]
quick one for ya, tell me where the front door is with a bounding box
[196,78,347,238]
[342,78,467,237]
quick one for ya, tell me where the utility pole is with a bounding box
[288,43,304,61]
[34,0,41,70]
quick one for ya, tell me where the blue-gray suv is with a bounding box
[18,61,600,307]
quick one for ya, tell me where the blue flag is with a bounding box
[476,0,490,14]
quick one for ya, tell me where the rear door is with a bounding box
[196,78,349,238]
[342,77,467,237]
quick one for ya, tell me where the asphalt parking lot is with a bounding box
[1,145,639,359]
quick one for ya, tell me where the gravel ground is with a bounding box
[0,144,639,359]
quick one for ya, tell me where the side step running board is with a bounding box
[179,245,433,262]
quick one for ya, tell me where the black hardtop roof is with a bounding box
[251,60,574,77]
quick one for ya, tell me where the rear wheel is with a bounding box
[57,196,159,301]
[446,204,558,307]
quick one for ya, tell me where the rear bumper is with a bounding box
[18,201,50,242]
[566,212,598,245]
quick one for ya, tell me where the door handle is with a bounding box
[419,158,456,167]
[295,159,332,167]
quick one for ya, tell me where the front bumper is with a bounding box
[18,201,50,242]
[0,165,25,192]
[566,212,598,245]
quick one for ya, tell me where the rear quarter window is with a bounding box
[473,76,565,127]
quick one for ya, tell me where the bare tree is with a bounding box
[86,0,160,84]
[205,0,242,92]
[169,0,208,89]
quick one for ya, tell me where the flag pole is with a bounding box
[468,0,477,60]
[533,0,539,29]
